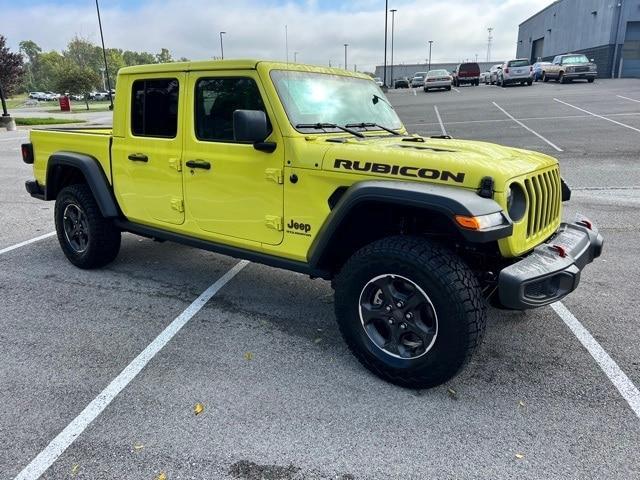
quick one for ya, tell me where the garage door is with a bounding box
[622,22,640,78]
[531,37,544,64]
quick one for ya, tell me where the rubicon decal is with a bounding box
[287,219,312,236]
[333,159,466,183]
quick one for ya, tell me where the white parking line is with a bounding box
[554,98,640,133]
[13,259,249,480]
[492,102,563,152]
[552,302,640,420]
[433,106,447,136]
[451,87,460,93]
[617,95,640,104]
[0,232,56,256]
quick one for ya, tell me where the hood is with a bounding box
[320,135,558,192]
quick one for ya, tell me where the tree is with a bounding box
[123,50,156,66]
[55,63,100,110]
[19,40,42,91]
[155,48,173,63]
[0,35,24,97]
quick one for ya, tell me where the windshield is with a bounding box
[428,70,448,77]
[270,70,403,132]
[562,55,589,64]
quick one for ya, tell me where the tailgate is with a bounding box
[30,128,113,186]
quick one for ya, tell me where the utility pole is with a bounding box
[344,44,348,70]
[0,79,16,131]
[219,31,226,59]
[390,9,397,88]
[428,40,433,72]
[383,0,389,87]
[294,51,298,63]
[487,27,493,62]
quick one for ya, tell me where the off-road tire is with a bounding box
[333,236,486,389]
[54,184,121,269]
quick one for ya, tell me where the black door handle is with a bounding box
[128,153,148,162]
[186,159,211,170]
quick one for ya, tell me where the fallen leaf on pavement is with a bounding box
[515,453,524,460]
[156,472,167,480]
[133,442,145,451]
[243,352,253,361]
[71,463,80,476]
[194,403,205,415]
[447,388,458,399]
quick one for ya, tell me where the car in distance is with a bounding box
[480,70,490,84]
[393,77,409,88]
[423,69,452,91]
[410,74,425,88]
[532,61,551,82]
[373,77,383,87]
[22,59,603,390]
[497,59,533,87]
[452,62,480,87]
[488,64,502,85]
[542,54,597,83]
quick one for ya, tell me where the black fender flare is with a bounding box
[45,151,119,218]
[307,180,513,268]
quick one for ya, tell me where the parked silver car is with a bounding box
[497,59,533,87]
[488,64,503,85]
[423,69,452,92]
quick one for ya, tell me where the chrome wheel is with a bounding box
[358,274,438,360]
[62,203,89,253]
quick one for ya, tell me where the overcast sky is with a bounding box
[1,0,555,71]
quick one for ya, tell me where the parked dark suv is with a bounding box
[452,63,480,87]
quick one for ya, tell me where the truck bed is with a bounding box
[30,127,113,187]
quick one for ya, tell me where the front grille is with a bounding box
[575,66,589,72]
[523,168,561,239]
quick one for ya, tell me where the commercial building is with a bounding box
[517,0,640,77]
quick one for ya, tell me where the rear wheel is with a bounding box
[446,86,451,91]
[542,72,549,82]
[334,236,486,389]
[54,184,121,269]
[588,78,595,83]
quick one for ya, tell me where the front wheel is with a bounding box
[334,236,486,389]
[588,78,595,83]
[54,184,121,269]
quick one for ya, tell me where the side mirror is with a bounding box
[590,59,595,62]
[233,109,269,142]
[233,109,276,153]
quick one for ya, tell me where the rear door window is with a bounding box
[131,78,179,138]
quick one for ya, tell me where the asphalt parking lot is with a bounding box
[1,78,640,480]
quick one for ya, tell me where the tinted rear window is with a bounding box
[131,78,179,138]
[508,60,530,67]
[458,63,480,74]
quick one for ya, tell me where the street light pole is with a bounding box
[390,9,397,89]
[219,31,226,60]
[383,0,388,87]
[344,44,348,70]
[428,40,433,72]
[294,51,299,63]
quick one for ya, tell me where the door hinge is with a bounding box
[169,158,182,172]
[265,168,283,184]
[265,215,283,231]
[170,198,184,212]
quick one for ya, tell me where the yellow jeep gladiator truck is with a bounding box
[21,60,603,388]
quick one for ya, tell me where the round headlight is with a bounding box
[507,183,526,222]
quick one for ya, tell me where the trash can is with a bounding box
[59,95,70,112]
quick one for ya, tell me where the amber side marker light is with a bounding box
[455,212,506,230]
[455,215,481,230]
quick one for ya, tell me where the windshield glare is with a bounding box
[270,70,403,132]
[428,70,448,76]
[562,55,589,64]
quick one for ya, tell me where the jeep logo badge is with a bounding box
[287,219,312,236]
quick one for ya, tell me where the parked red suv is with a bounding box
[452,62,480,87]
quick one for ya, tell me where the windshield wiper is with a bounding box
[345,122,401,136]
[295,122,365,138]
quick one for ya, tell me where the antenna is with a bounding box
[285,25,289,63]
[95,0,113,110]
[486,27,493,62]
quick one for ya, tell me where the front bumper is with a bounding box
[564,71,597,79]
[498,219,603,310]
